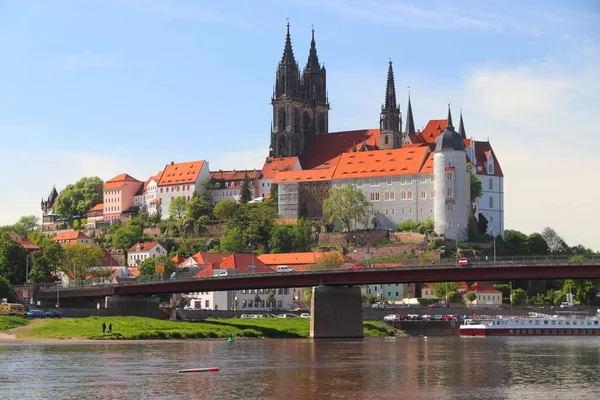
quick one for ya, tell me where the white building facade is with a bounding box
[127,242,167,267]
[156,160,211,219]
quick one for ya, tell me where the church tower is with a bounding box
[270,22,305,158]
[301,27,329,136]
[379,60,402,149]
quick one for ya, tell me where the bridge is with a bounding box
[38,257,600,338]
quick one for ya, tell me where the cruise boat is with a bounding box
[459,312,600,337]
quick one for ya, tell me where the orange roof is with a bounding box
[171,254,185,264]
[301,129,381,170]
[468,282,502,293]
[158,160,205,186]
[104,173,141,190]
[273,166,337,184]
[128,242,160,252]
[190,252,230,265]
[418,152,434,174]
[418,119,447,144]
[89,203,104,212]
[220,254,273,273]
[211,170,259,181]
[422,283,435,289]
[260,157,300,179]
[128,267,140,277]
[332,146,430,180]
[143,171,164,191]
[52,231,91,243]
[100,249,121,266]
[257,252,354,266]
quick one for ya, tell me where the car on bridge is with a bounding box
[44,310,63,319]
[346,264,365,270]
[372,302,387,309]
[25,310,46,319]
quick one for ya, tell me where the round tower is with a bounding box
[433,108,469,242]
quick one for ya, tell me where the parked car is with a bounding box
[383,314,397,322]
[262,314,277,318]
[432,314,444,321]
[560,302,574,309]
[25,310,46,319]
[346,264,365,270]
[44,310,63,319]
[444,315,453,321]
[300,313,310,318]
[421,314,432,321]
[277,313,297,318]
[395,314,405,321]
[428,303,443,308]
[372,302,387,309]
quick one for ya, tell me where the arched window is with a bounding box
[489,178,493,190]
[384,135,389,145]
[489,196,494,209]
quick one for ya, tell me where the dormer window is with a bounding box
[136,245,141,251]
[216,183,220,188]
[225,182,228,188]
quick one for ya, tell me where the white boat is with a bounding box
[459,312,600,337]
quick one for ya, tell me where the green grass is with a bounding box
[0,315,30,331]
[15,316,401,340]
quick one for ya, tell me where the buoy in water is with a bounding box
[177,367,219,373]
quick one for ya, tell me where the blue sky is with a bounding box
[1,0,599,249]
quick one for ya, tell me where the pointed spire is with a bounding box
[305,25,320,71]
[446,103,454,130]
[281,20,296,65]
[458,109,466,139]
[384,60,397,110]
[405,92,415,134]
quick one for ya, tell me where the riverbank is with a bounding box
[0,316,403,341]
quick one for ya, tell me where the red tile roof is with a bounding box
[104,173,141,190]
[19,239,41,251]
[211,170,259,181]
[260,157,300,179]
[128,242,160,252]
[468,282,502,293]
[301,129,381,170]
[332,146,430,180]
[257,252,354,266]
[473,141,504,177]
[220,254,273,273]
[143,171,164,192]
[89,203,104,212]
[52,231,92,243]
[128,267,140,277]
[158,160,205,186]
[190,252,230,265]
[419,119,447,144]
[100,249,121,267]
[171,254,185,265]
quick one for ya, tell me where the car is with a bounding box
[25,310,46,319]
[213,271,228,277]
[372,302,387,309]
[444,315,453,321]
[262,313,276,318]
[395,314,404,321]
[277,313,297,318]
[44,310,63,319]
[300,313,310,318]
[421,314,432,321]
[346,264,365,270]
[383,314,397,322]
[560,302,574,309]
[432,314,444,321]
[428,303,443,308]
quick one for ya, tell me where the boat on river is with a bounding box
[459,311,600,337]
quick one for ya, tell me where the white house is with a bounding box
[142,171,163,216]
[258,157,301,199]
[156,160,211,219]
[127,242,167,267]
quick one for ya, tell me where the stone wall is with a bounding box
[318,230,427,246]
[391,232,427,244]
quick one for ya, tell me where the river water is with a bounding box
[1,337,598,400]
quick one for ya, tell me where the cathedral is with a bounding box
[266,24,504,240]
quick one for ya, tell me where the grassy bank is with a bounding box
[0,315,30,331]
[11,316,400,340]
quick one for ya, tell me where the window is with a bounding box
[430,190,435,198]
[420,175,426,183]
[407,191,413,200]
[357,179,364,187]
[446,161,452,167]
[446,204,453,211]
[370,192,380,201]
[406,177,412,184]
[489,196,494,208]
[446,172,453,180]
[448,219,453,227]
[384,190,395,201]
[401,191,406,200]
[370,178,379,186]
[489,178,493,190]
[446,187,453,197]
[420,207,423,214]
[387,177,392,185]
[205,300,210,308]
[420,190,426,199]
[225,182,228,188]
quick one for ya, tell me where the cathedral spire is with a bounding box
[447,104,454,130]
[458,109,466,139]
[281,20,296,65]
[405,92,415,135]
[384,60,397,110]
[305,25,320,71]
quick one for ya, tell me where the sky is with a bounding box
[0,0,599,250]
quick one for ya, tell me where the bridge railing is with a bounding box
[37,255,599,291]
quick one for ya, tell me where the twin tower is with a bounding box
[269,23,415,158]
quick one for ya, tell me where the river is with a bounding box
[1,337,598,399]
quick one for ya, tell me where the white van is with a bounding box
[214,271,228,277]
[277,266,294,273]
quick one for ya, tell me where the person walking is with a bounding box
[108,323,112,333]
[102,322,106,333]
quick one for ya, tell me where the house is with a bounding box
[52,231,93,245]
[258,157,301,198]
[127,242,167,267]
[141,171,163,216]
[211,169,260,204]
[103,174,143,222]
[464,282,503,307]
[421,283,436,299]
[5,231,41,251]
[257,251,355,270]
[156,160,211,219]
[85,203,104,229]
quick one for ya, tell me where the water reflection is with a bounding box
[1,337,599,399]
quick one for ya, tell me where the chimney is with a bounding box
[170,161,174,165]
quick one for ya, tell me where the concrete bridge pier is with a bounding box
[310,285,363,339]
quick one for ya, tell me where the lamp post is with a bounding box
[56,282,60,308]
[509,281,513,309]
[96,302,100,316]
[489,227,496,263]
[250,241,255,273]
[313,232,319,266]
[455,223,461,264]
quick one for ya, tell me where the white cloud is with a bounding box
[51,52,123,71]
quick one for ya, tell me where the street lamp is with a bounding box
[455,223,461,264]
[509,281,513,309]
[96,302,100,316]
[313,232,319,265]
[56,281,60,308]
[489,227,496,262]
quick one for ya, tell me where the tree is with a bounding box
[470,171,483,202]
[0,276,17,303]
[253,293,262,307]
[269,225,294,253]
[416,218,435,235]
[541,226,567,254]
[398,220,418,232]
[511,288,528,305]
[198,179,214,208]
[185,195,211,221]
[477,213,489,236]
[433,282,458,300]
[270,183,278,202]
[465,291,477,302]
[61,243,103,284]
[138,255,175,279]
[111,222,143,251]
[0,232,27,284]
[314,252,343,270]
[293,218,312,252]
[240,173,253,203]
[266,291,276,308]
[245,202,278,251]
[323,185,371,232]
[214,200,236,221]
[526,233,549,255]
[29,243,64,283]
[562,279,596,305]
[220,227,247,253]
[497,229,529,256]
[169,197,187,220]
[53,176,104,220]
[10,215,40,237]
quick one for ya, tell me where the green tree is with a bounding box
[185,194,211,221]
[61,243,103,284]
[245,202,278,251]
[138,255,175,279]
[28,231,53,247]
[465,291,477,302]
[314,252,343,270]
[10,215,40,237]
[416,218,435,235]
[323,185,371,232]
[269,225,294,253]
[497,229,529,256]
[28,243,64,283]
[470,171,483,202]
[0,276,17,302]
[563,279,596,305]
[526,232,549,255]
[111,222,143,251]
[214,199,236,221]
[433,282,458,300]
[220,227,246,253]
[266,291,276,308]
[293,218,312,252]
[511,288,528,305]
[198,179,214,207]
[477,213,489,236]
[541,226,567,254]
[0,232,27,284]
[169,197,187,220]
[253,293,262,307]
[53,176,104,220]
[240,173,253,203]
[269,183,278,202]
[398,220,418,232]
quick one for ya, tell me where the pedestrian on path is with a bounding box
[102,322,106,333]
